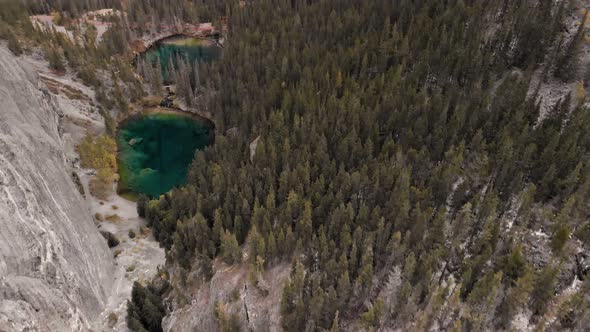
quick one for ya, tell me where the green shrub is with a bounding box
[108,312,118,327]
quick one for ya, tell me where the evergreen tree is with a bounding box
[280,260,306,332]
[531,264,559,316]
[6,28,22,55]
[137,194,149,218]
[47,47,66,72]
[220,230,241,265]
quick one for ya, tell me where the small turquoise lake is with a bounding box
[117,111,213,198]
[143,35,221,83]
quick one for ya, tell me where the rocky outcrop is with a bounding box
[0,46,113,331]
[162,262,290,332]
[249,136,260,163]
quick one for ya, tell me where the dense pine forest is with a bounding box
[2,0,590,331]
[140,0,590,330]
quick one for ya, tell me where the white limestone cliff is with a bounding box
[0,45,113,331]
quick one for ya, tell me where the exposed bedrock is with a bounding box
[0,46,113,331]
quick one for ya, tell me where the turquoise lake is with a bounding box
[117,112,212,198]
[143,35,221,83]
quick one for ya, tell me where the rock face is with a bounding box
[162,262,290,332]
[0,46,113,331]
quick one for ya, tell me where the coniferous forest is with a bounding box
[137,0,590,330]
[2,0,590,331]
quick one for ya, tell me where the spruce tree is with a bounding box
[220,230,241,264]
[47,47,66,72]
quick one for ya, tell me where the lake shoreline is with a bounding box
[133,33,222,72]
[143,33,220,56]
[118,107,216,147]
[119,107,215,133]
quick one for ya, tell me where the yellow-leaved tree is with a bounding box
[78,134,117,199]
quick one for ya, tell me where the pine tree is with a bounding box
[465,271,503,330]
[296,200,313,245]
[212,209,224,248]
[516,184,536,226]
[137,194,149,218]
[221,230,241,264]
[499,266,535,327]
[47,47,66,72]
[267,230,277,263]
[531,264,559,316]
[336,269,351,310]
[6,28,22,56]
[329,311,340,332]
[551,222,570,255]
[280,260,306,332]
[355,237,374,297]
[193,60,201,95]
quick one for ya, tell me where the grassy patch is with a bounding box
[141,95,162,107]
[105,214,122,222]
[231,288,240,302]
[108,312,118,327]
[40,76,90,101]
[118,191,140,202]
[139,226,150,237]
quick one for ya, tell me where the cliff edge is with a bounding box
[0,45,113,331]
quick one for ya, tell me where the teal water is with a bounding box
[143,35,221,82]
[117,112,212,198]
